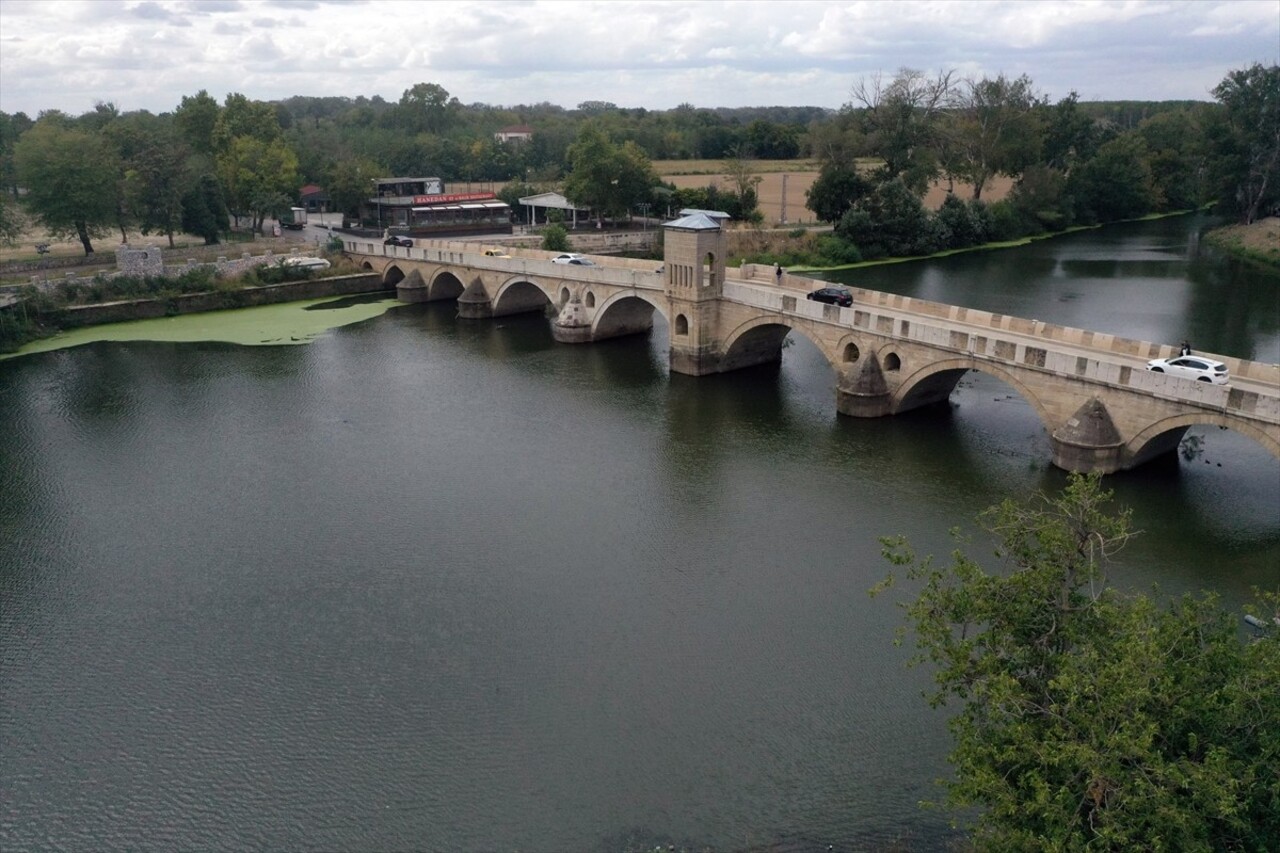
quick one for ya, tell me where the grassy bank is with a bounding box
[1203,217,1280,269]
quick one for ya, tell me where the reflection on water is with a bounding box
[815,215,1280,363]
[1,217,1277,853]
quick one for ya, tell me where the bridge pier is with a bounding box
[552,296,591,343]
[457,277,492,319]
[835,355,893,417]
[395,269,429,303]
[1049,397,1126,473]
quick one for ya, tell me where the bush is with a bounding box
[987,199,1036,241]
[540,224,570,252]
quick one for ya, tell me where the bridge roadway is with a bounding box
[343,234,1280,474]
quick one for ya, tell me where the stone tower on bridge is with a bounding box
[664,211,727,376]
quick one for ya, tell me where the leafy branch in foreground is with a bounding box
[872,472,1279,851]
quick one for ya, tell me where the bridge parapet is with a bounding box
[723,280,1280,429]
[750,270,1279,385]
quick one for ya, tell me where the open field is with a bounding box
[656,159,1014,225]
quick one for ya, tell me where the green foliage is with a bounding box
[181,174,230,245]
[243,261,322,285]
[326,157,384,220]
[805,164,872,223]
[173,90,220,156]
[935,194,990,248]
[835,177,942,258]
[949,73,1044,200]
[540,223,570,252]
[563,123,658,223]
[1008,165,1073,231]
[876,473,1280,850]
[0,192,23,246]
[13,118,119,254]
[215,135,299,232]
[1070,132,1159,223]
[1207,63,1280,225]
[851,68,955,194]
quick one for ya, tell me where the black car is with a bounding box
[806,287,853,307]
[384,235,413,247]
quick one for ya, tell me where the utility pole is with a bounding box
[780,174,788,225]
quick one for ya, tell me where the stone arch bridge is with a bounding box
[342,225,1280,475]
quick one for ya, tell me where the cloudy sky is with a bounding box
[0,0,1275,117]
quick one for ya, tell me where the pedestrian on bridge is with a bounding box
[775,263,783,284]
[1180,340,1192,356]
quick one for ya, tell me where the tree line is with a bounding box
[0,63,1274,258]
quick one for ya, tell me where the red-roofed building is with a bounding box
[299,184,330,212]
[494,125,534,144]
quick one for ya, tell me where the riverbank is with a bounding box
[1203,217,1280,268]
[0,271,385,356]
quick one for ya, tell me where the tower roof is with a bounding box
[663,212,723,231]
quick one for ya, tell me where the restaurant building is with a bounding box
[364,177,513,238]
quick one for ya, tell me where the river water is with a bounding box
[1,216,1277,852]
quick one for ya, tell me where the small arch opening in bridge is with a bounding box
[559,286,570,306]
[585,291,596,309]
[383,266,406,287]
[884,352,901,371]
[674,314,689,336]
[361,261,373,271]
[842,342,860,363]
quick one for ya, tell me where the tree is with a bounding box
[396,82,459,135]
[1039,91,1100,173]
[180,173,229,245]
[1070,132,1159,223]
[805,164,872,223]
[1206,63,1280,225]
[949,73,1044,200]
[875,473,1280,850]
[851,67,956,194]
[563,124,657,226]
[174,90,220,156]
[721,149,763,221]
[835,177,941,258]
[215,135,299,233]
[1138,107,1211,211]
[212,92,282,153]
[14,118,118,254]
[327,156,383,223]
[0,110,35,196]
[540,223,569,252]
[0,192,24,247]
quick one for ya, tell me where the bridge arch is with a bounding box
[721,316,839,374]
[429,270,465,301]
[1126,412,1280,467]
[592,291,666,341]
[492,277,552,316]
[892,357,1055,433]
[383,264,406,287]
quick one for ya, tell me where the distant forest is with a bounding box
[2,63,1275,255]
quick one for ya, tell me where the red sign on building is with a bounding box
[412,192,498,204]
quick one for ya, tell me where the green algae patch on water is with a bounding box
[3,295,406,361]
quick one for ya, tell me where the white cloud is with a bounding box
[0,0,1274,116]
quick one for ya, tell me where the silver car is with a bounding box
[1145,355,1229,385]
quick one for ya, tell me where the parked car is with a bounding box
[384,235,413,247]
[281,256,331,270]
[1145,355,1229,385]
[563,258,595,266]
[806,287,853,307]
[552,253,587,264]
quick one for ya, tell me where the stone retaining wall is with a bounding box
[49,273,386,328]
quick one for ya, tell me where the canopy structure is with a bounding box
[518,192,589,228]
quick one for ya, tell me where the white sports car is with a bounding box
[1145,355,1229,385]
